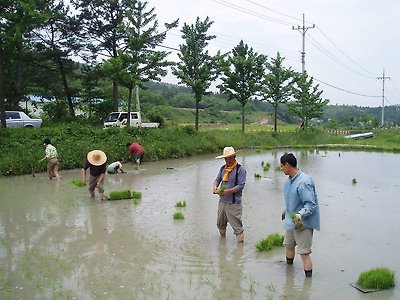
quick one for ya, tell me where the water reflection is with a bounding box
[283,265,312,300]
[214,239,244,300]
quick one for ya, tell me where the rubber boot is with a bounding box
[236,232,244,243]
[219,229,226,237]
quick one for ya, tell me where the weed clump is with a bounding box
[357,267,395,290]
[256,233,284,251]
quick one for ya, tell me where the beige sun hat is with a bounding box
[87,150,107,166]
[215,146,240,159]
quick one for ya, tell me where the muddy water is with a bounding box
[0,150,399,299]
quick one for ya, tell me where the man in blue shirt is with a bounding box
[280,153,320,277]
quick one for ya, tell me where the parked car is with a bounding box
[103,111,159,128]
[5,111,43,128]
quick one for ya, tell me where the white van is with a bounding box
[103,112,159,128]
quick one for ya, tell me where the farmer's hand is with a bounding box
[295,213,302,222]
[294,213,303,229]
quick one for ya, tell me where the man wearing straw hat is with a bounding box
[213,146,247,243]
[82,150,107,201]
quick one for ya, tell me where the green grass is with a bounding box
[256,233,284,251]
[357,267,395,290]
[1,125,400,176]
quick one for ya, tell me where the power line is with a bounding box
[211,0,295,26]
[315,26,376,78]
[314,78,380,98]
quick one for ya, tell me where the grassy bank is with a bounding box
[1,124,399,176]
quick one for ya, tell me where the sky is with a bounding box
[147,0,400,108]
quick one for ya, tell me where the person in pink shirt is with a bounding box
[126,142,145,164]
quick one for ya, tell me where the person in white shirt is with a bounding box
[106,161,126,174]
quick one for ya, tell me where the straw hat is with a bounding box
[87,150,107,166]
[215,146,240,159]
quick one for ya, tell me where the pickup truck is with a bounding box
[103,111,159,128]
[5,111,43,128]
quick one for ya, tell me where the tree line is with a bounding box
[0,0,328,131]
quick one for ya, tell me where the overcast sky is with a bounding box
[147,0,400,108]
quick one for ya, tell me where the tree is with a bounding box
[72,0,128,111]
[30,0,81,117]
[218,40,266,132]
[260,52,295,132]
[0,0,47,119]
[117,0,177,126]
[172,17,221,131]
[289,72,329,128]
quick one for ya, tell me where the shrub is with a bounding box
[357,267,395,290]
[256,233,284,251]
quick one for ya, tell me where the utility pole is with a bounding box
[377,69,390,127]
[292,14,315,74]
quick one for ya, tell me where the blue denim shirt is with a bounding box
[283,170,320,231]
[215,164,246,204]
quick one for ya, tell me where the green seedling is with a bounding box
[352,178,357,184]
[218,184,226,193]
[256,233,284,251]
[175,201,187,207]
[71,178,84,187]
[261,161,265,166]
[133,165,140,170]
[254,173,261,178]
[357,267,395,290]
[173,211,184,220]
[107,189,132,200]
[290,211,296,222]
[132,191,142,199]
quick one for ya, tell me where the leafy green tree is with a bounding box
[172,16,221,131]
[72,0,128,110]
[117,0,177,126]
[289,72,329,128]
[30,0,81,117]
[260,52,295,131]
[0,0,47,117]
[218,40,266,132]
